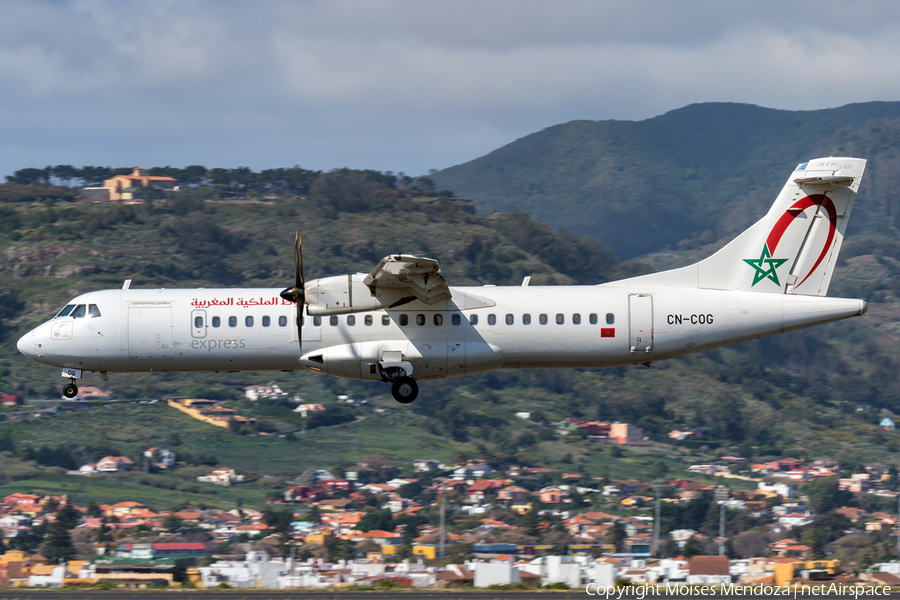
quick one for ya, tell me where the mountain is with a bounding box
[432,102,900,258]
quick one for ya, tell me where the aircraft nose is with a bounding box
[16,331,35,358]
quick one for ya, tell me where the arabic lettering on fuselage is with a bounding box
[190,297,294,309]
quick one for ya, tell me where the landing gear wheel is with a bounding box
[63,383,78,399]
[391,377,418,404]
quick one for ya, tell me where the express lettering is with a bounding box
[191,339,247,351]
[667,314,714,325]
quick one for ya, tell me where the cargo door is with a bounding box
[129,304,173,359]
[628,294,653,353]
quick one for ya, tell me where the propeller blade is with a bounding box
[278,232,306,353]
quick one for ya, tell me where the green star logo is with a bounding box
[744,245,789,287]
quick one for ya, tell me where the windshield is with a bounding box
[56,304,75,317]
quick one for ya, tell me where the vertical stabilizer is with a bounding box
[616,158,866,296]
[697,157,864,296]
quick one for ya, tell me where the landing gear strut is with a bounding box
[63,379,78,399]
[391,377,419,404]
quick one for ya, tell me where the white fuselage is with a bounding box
[17,283,866,381]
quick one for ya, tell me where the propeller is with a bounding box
[280,232,305,352]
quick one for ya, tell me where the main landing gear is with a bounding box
[378,360,419,404]
[391,377,419,404]
[63,379,78,398]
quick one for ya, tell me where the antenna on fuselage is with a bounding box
[122,279,132,290]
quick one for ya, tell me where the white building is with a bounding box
[143,447,175,467]
[519,555,582,588]
[758,482,794,499]
[198,468,246,486]
[244,384,288,401]
[473,562,521,587]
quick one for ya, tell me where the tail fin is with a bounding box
[619,157,866,296]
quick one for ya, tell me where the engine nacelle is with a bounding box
[304,274,406,316]
[299,340,503,381]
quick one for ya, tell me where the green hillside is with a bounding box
[0,162,898,508]
[432,101,900,258]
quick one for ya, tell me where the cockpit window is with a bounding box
[70,305,86,318]
[57,305,75,317]
[88,304,101,318]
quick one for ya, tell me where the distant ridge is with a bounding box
[433,101,900,258]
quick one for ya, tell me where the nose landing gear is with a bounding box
[377,359,419,404]
[62,379,78,399]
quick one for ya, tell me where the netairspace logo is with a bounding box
[584,583,893,598]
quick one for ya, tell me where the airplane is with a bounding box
[17,157,869,404]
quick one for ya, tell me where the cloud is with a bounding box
[0,0,899,176]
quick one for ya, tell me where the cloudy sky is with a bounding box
[2,0,900,178]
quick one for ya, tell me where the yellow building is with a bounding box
[773,559,840,586]
[381,544,399,556]
[103,168,178,201]
[412,545,438,560]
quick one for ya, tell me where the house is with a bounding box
[881,418,896,431]
[143,448,175,468]
[466,480,503,503]
[0,393,23,406]
[839,473,870,493]
[609,423,647,445]
[497,486,530,504]
[452,463,493,481]
[687,555,731,584]
[413,459,441,473]
[244,384,288,401]
[294,403,325,417]
[103,168,178,201]
[96,456,134,472]
[198,468,246,486]
[117,543,207,559]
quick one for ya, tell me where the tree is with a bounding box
[661,536,681,558]
[357,509,394,532]
[682,538,704,560]
[732,532,767,559]
[42,509,77,562]
[609,521,627,552]
[163,514,183,534]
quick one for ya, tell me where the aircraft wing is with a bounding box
[363,255,452,305]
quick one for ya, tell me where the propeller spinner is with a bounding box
[279,232,305,351]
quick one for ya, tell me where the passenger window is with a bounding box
[347,315,356,326]
[245,316,254,327]
[228,316,237,327]
[57,304,75,317]
[416,314,425,326]
[539,314,548,325]
[88,304,101,318]
[382,315,390,326]
[452,314,461,326]
[573,313,581,325]
[523,314,531,325]
[365,315,373,326]
[506,314,514,325]
[488,314,496,325]
[313,316,322,326]
[434,314,443,326]
[262,316,271,327]
[590,313,598,325]
[556,313,564,325]
[70,305,86,318]
[400,314,409,326]
[606,313,615,325]
[330,316,339,326]
[213,316,221,328]
[194,316,203,328]
[278,316,287,327]
[470,314,479,325]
